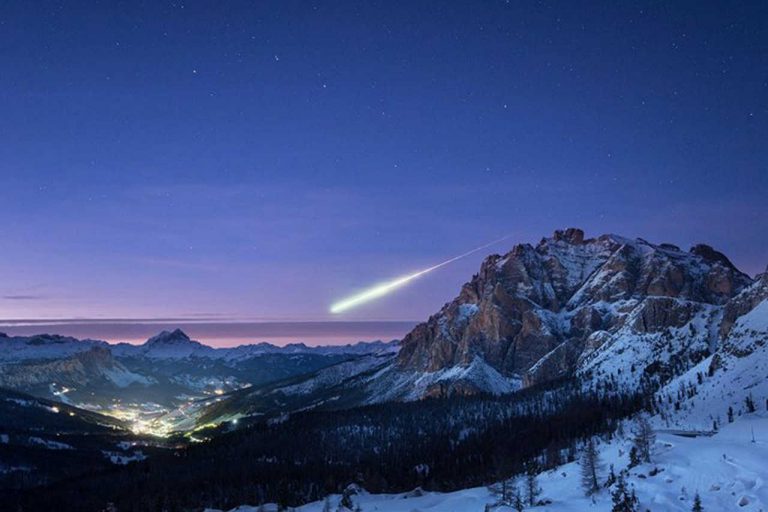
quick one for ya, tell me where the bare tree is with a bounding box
[524,461,542,507]
[632,416,655,463]
[512,485,525,512]
[488,477,516,506]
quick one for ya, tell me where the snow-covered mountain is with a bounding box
[0,329,398,408]
[110,329,217,360]
[200,228,765,424]
[110,328,398,361]
[0,344,151,394]
[213,259,768,512]
[370,228,755,399]
[0,333,107,362]
[653,266,768,429]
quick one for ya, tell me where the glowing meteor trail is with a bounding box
[330,235,512,314]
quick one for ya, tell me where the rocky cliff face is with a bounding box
[391,228,754,397]
[711,268,768,364]
[0,346,150,391]
[654,267,768,428]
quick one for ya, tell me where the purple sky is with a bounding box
[1,2,766,345]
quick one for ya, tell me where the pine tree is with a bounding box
[338,487,354,511]
[746,394,756,413]
[611,474,638,512]
[692,492,703,512]
[580,438,602,495]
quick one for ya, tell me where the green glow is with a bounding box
[330,271,431,314]
[330,235,512,314]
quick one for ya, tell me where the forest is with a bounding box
[7,378,649,512]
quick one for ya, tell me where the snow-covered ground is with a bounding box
[214,413,768,512]
[28,436,74,450]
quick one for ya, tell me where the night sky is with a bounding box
[1,2,766,344]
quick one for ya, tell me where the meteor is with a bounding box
[330,235,512,314]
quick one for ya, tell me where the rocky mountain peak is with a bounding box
[690,243,741,272]
[395,229,756,397]
[719,265,768,339]
[550,227,586,245]
[144,328,192,346]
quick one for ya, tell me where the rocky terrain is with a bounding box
[199,228,764,426]
[377,228,755,398]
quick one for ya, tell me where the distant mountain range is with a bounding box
[0,329,398,409]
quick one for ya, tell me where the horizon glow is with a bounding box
[330,236,512,314]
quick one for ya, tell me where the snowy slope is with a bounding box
[362,355,522,403]
[0,334,106,362]
[216,414,768,512]
[655,294,768,430]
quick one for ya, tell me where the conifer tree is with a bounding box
[692,492,703,512]
[611,474,638,512]
[580,438,602,495]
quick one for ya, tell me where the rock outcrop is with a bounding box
[0,346,149,390]
[392,229,754,397]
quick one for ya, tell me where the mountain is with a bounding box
[653,266,768,429]
[0,333,106,362]
[197,228,761,425]
[0,329,400,420]
[370,228,753,399]
[110,329,216,360]
[205,256,768,512]
[0,387,144,491]
[192,351,397,427]
[111,328,398,361]
[0,345,151,397]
